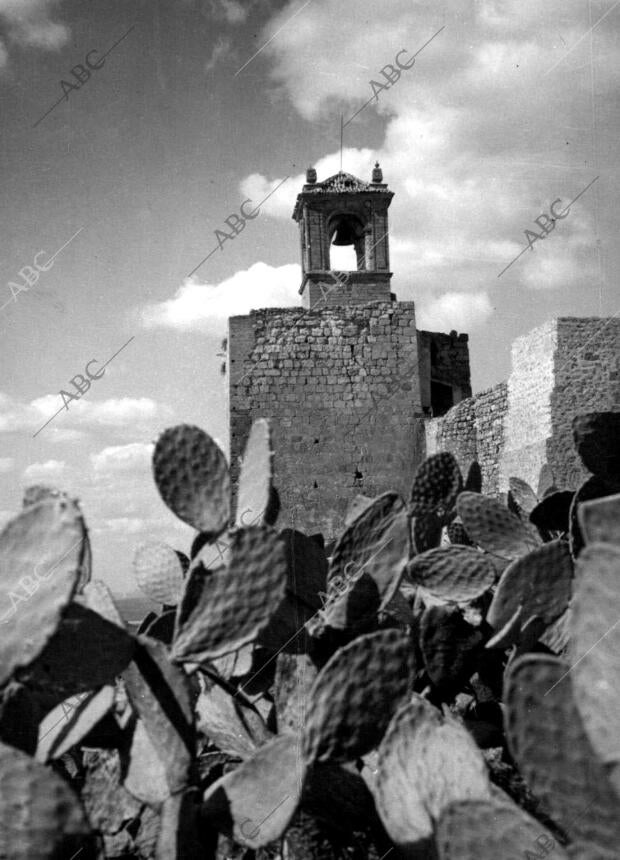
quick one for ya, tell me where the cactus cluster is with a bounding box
[0,411,619,858]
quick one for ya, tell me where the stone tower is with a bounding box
[228,165,470,538]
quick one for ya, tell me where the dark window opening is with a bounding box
[431,380,454,417]
[314,438,319,444]
[313,481,318,489]
[353,469,364,488]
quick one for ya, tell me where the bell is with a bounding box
[332,220,357,246]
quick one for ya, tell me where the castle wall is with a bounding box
[229,301,425,538]
[425,382,508,495]
[426,316,619,496]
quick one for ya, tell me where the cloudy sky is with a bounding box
[0,0,617,595]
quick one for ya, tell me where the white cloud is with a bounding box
[0,392,173,435]
[208,0,249,24]
[0,457,14,473]
[22,459,66,483]
[239,148,375,219]
[417,291,493,332]
[0,0,69,55]
[248,0,607,295]
[91,442,154,474]
[205,36,232,73]
[97,517,150,535]
[140,262,301,333]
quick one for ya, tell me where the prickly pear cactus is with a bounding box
[173,525,288,662]
[133,540,187,606]
[371,695,492,855]
[486,540,573,636]
[302,628,416,763]
[202,734,305,849]
[577,492,620,547]
[0,498,86,687]
[504,653,620,855]
[457,491,540,559]
[572,411,620,484]
[508,476,539,518]
[36,686,115,763]
[409,452,463,519]
[152,424,230,536]
[407,545,496,604]
[3,418,620,859]
[570,542,620,764]
[437,797,568,860]
[0,739,95,859]
[328,492,410,611]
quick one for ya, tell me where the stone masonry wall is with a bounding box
[425,382,508,495]
[499,319,557,492]
[548,317,620,488]
[427,316,619,497]
[229,301,425,538]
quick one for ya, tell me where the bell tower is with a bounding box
[292,162,394,308]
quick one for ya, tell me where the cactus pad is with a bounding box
[235,418,274,528]
[17,602,135,701]
[537,463,557,498]
[202,733,305,848]
[456,491,540,558]
[152,424,230,536]
[124,718,171,806]
[133,540,186,606]
[529,490,574,533]
[195,681,272,759]
[409,452,463,517]
[436,797,568,860]
[577,493,620,547]
[0,739,93,858]
[446,517,473,546]
[508,477,539,518]
[407,545,496,604]
[569,474,615,557]
[411,512,443,554]
[302,628,416,763]
[504,653,620,853]
[328,492,410,611]
[372,695,491,854]
[78,579,126,627]
[0,498,85,687]
[420,605,484,692]
[173,525,288,662]
[570,542,620,763]
[123,638,195,795]
[36,686,115,762]
[487,539,573,633]
[572,411,620,483]
[344,494,374,526]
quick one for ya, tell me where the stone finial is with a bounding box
[372,161,383,183]
[306,167,317,184]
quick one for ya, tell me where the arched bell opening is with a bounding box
[327,212,366,272]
